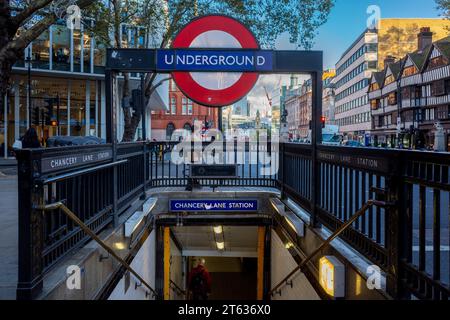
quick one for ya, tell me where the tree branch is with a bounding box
[11,0,52,28]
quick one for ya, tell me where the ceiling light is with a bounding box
[213,226,223,234]
[216,242,225,250]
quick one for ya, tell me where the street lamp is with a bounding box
[26,48,32,128]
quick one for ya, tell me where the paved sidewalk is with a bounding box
[0,175,18,299]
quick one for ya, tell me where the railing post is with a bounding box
[141,142,148,200]
[105,69,119,226]
[279,143,286,200]
[385,152,408,299]
[140,74,148,200]
[311,71,323,228]
[16,150,44,300]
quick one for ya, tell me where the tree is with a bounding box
[436,0,450,19]
[0,0,334,141]
[90,0,335,141]
[0,0,96,106]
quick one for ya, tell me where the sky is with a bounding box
[243,0,445,117]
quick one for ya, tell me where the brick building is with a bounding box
[151,79,219,140]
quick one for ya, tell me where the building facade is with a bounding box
[322,69,336,125]
[0,19,167,159]
[368,30,450,151]
[334,19,450,143]
[285,79,312,141]
[334,29,377,141]
[150,79,219,140]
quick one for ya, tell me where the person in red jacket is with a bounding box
[187,258,211,300]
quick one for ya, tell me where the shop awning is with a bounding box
[146,74,169,111]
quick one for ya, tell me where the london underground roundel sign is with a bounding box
[170,15,261,107]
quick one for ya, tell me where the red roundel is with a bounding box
[171,15,259,107]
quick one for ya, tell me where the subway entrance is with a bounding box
[154,220,271,301]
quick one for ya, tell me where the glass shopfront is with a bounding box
[16,19,109,75]
[1,21,150,158]
[1,75,104,158]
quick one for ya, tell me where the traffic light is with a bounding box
[321,116,327,128]
[32,107,40,126]
[131,89,143,113]
[43,98,54,125]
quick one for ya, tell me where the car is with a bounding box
[343,140,364,147]
[46,136,106,147]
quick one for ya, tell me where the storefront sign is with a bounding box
[41,150,113,173]
[169,199,258,212]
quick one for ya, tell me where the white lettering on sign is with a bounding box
[165,53,265,67]
[51,157,77,169]
[83,155,93,162]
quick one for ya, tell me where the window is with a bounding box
[370,99,380,110]
[437,106,449,120]
[402,65,417,78]
[336,44,369,76]
[33,30,50,70]
[73,29,82,72]
[402,87,411,100]
[370,82,380,91]
[425,108,435,121]
[384,75,395,86]
[170,80,177,92]
[166,123,175,140]
[168,96,176,114]
[431,80,446,96]
[188,99,193,115]
[52,24,70,71]
[183,123,192,131]
[366,43,377,53]
[368,61,377,69]
[388,92,397,106]
[427,56,449,70]
[181,97,187,115]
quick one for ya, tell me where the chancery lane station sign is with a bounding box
[106,15,323,108]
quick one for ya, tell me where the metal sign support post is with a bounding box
[105,68,119,226]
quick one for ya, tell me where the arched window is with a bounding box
[183,122,192,132]
[166,123,175,140]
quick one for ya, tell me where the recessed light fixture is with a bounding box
[213,226,223,234]
[216,242,225,250]
[285,242,294,249]
[114,242,126,250]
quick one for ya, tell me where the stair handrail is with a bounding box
[38,201,158,299]
[268,199,392,296]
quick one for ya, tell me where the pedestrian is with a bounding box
[187,258,211,300]
[21,127,41,149]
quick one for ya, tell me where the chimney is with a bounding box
[418,27,433,51]
[384,55,396,67]
[290,74,298,89]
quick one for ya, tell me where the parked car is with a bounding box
[343,140,364,147]
[46,136,106,147]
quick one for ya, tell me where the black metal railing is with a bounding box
[15,140,449,300]
[278,143,450,300]
[15,139,276,299]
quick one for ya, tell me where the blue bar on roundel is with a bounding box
[156,49,273,72]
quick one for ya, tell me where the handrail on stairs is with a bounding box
[268,199,393,297]
[38,201,158,299]
[170,279,187,297]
